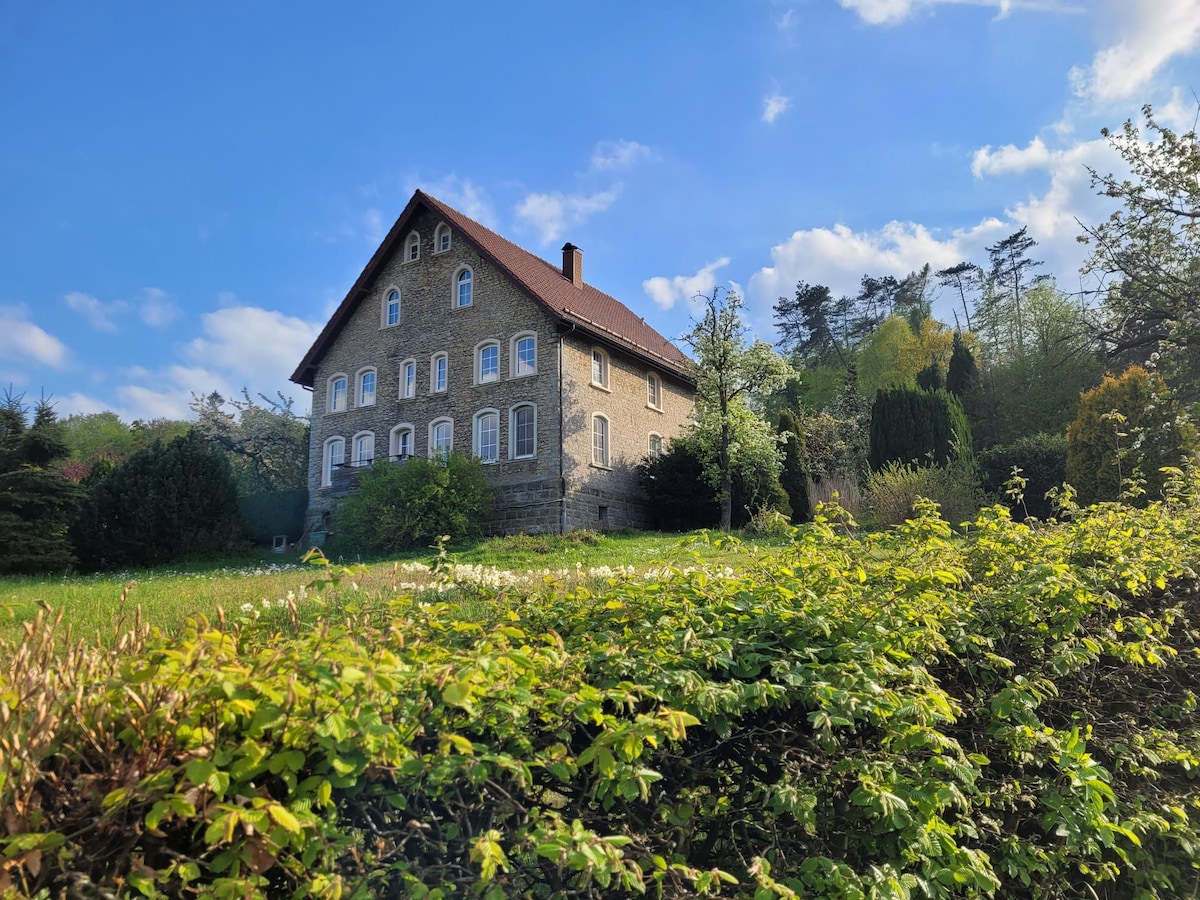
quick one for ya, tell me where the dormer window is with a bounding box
[434,223,452,253]
[404,231,420,263]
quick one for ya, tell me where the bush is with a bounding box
[807,471,863,520]
[335,452,493,553]
[868,386,973,472]
[1066,365,1198,505]
[865,461,982,528]
[978,432,1067,519]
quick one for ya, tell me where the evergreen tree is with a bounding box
[945,332,978,397]
[868,387,973,471]
[777,410,811,523]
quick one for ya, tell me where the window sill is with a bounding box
[511,370,537,379]
[326,409,348,416]
[646,404,663,413]
[589,462,612,471]
[590,382,611,393]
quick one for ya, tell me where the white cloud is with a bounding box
[64,291,127,333]
[762,92,792,124]
[515,190,619,244]
[183,306,322,387]
[1156,86,1200,130]
[139,287,181,328]
[590,139,656,172]
[643,257,733,310]
[0,306,69,368]
[1069,0,1200,102]
[837,0,1077,25]
[971,136,1053,177]
[54,392,112,418]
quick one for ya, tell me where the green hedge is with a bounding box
[237,489,309,545]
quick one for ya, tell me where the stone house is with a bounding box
[290,190,695,535]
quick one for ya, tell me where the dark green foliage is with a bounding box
[335,453,493,553]
[0,397,82,574]
[868,386,973,471]
[236,489,309,545]
[1066,365,1197,505]
[915,362,942,391]
[777,409,811,523]
[979,432,1068,519]
[73,431,243,570]
[945,331,978,397]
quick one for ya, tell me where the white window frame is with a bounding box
[382,286,401,328]
[511,332,537,377]
[647,372,661,410]
[434,222,452,254]
[648,432,663,460]
[327,373,348,413]
[510,403,537,460]
[398,362,417,400]
[352,431,375,468]
[404,231,420,263]
[473,408,500,464]
[389,424,414,460]
[476,340,500,384]
[455,266,473,308]
[591,347,609,390]
[356,367,377,408]
[431,352,448,393]
[429,418,453,459]
[591,414,610,468]
[322,436,345,487]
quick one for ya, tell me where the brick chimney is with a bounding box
[562,243,583,287]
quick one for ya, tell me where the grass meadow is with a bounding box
[0,529,782,644]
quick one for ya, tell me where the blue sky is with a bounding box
[2,0,1198,421]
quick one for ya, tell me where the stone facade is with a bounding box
[295,193,694,536]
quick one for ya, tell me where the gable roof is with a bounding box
[291,190,692,388]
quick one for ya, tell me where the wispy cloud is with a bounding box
[64,291,128,333]
[837,0,1079,26]
[515,190,618,244]
[971,136,1053,177]
[643,257,732,310]
[139,288,181,328]
[590,139,656,172]
[762,92,792,124]
[0,305,70,368]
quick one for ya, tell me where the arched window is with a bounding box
[455,267,473,308]
[476,340,500,384]
[434,223,452,253]
[399,359,416,399]
[511,332,537,377]
[404,231,420,263]
[383,287,400,327]
[590,347,609,389]
[592,414,610,468]
[431,352,448,393]
[473,409,500,464]
[357,367,377,407]
[648,433,663,460]
[322,437,345,487]
[429,418,453,458]
[510,403,537,460]
[646,372,661,410]
[327,374,348,413]
[352,432,374,467]
[390,424,415,460]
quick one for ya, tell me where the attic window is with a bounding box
[404,231,420,263]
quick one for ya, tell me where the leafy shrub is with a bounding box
[979,431,1068,519]
[72,430,243,570]
[864,460,982,528]
[743,506,792,537]
[335,452,493,553]
[1066,364,1198,505]
[868,386,973,471]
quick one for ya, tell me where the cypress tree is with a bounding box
[777,410,811,523]
[946,332,979,398]
[869,387,972,471]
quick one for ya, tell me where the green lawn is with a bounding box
[0,529,783,644]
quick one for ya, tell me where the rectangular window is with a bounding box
[592,416,609,467]
[479,345,499,383]
[433,355,447,393]
[402,362,416,399]
[515,337,536,376]
[647,373,660,409]
[591,349,607,388]
[649,433,663,460]
[395,429,412,458]
[324,440,344,486]
[330,377,347,412]
[360,372,376,406]
[439,231,451,252]
[354,434,373,467]
[513,406,536,458]
[476,412,499,463]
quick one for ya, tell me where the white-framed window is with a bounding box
[591,347,609,389]
[434,223,452,253]
[429,418,453,458]
[455,267,473,308]
[592,414,610,468]
[647,372,661,410]
[399,359,416,399]
[477,341,500,384]
[357,367,377,407]
[322,437,345,487]
[383,287,400,327]
[352,431,375,467]
[648,433,663,460]
[404,231,420,263]
[431,352,448,393]
[328,374,348,413]
[510,403,537,460]
[389,424,414,459]
[473,409,500,464]
[512,333,537,377]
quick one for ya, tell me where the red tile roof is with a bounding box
[291,190,692,388]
